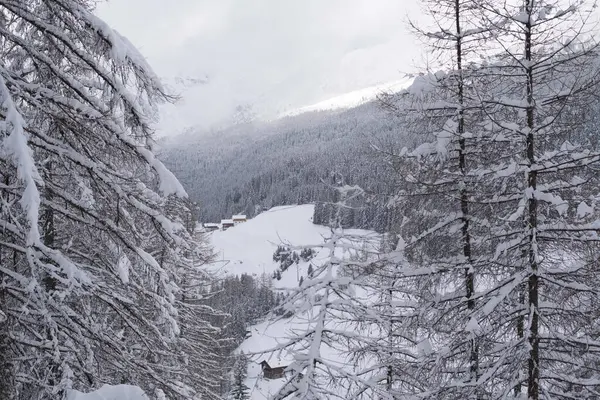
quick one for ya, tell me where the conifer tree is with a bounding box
[0,1,218,398]
[376,0,497,396]
[257,185,380,399]
[230,353,250,400]
[378,0,600,398]
[470,0,600,397]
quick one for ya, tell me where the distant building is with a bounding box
[221,219,234,230]
[232,214,247,224]
[259,360,287,380]
[203,223,219,232]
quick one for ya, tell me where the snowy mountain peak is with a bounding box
[280,78,413,118]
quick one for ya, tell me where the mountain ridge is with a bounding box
[158,96,414,232]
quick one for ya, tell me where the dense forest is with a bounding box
[158,101,413,232]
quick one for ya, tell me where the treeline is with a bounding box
[204,273,284,347]
[159,101,410,227]
[203,273,285,395]
[313,193,402,233]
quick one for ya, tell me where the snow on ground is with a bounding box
[207,205,330,287]
[239,315,361,399]
[207,204,381,399]
[208,204,379,287]
[67,385,149,400]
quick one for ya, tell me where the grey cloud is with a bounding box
[96,0,422,134]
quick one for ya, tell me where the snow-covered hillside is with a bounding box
[207,205,381,399]
[208,205,328,287]
[208,204,379,285]
[280,78,413,117]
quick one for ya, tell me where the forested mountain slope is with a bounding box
[158,100,415,230]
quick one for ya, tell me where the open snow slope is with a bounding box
[208,205,331,288]
[208,204,379,287]
[280,78,413,117]
[207,204,381,399]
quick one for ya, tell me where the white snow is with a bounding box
[209,205,331,284]
[67,385,149,400]
[137,147,188,198]
[208,204,381,399]
[0,73,42,246]
[208,204,377,286]
[117,254,131,284]
[281,79,412,117]
[417,338,433,356]
[465,316,481,334]
[577,201,593,218]
[514,11,530,24]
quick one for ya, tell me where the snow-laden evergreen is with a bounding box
[0,2,222,399]
[374,0,600,398]
[472,1,600,398]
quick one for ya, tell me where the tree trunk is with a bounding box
[454,0,479,392]
[524,2,539,398]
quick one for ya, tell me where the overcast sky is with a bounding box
[96,0,423,135]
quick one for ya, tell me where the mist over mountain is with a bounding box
[158,97,416,231]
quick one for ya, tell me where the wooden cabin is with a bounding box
[232,214,247,224]
[221,219,234,230]
[260,360,287,380]
[202,223,219,232]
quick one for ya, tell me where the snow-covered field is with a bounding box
[67,385,149,400]
[208,205,329,289]
[207,204,381,399]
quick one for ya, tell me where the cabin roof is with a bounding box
[232,215,247,219]
[259,359,287,369]
[203,223,219,227]
[221,219,234,224]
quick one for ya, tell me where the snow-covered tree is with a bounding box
[0,1,218,398]
[374,0,500,397]
[342,248,425,399]
[469,0,600,398]
[376,0,600,398]
[230,353,250,400]
[260,185,381,399]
